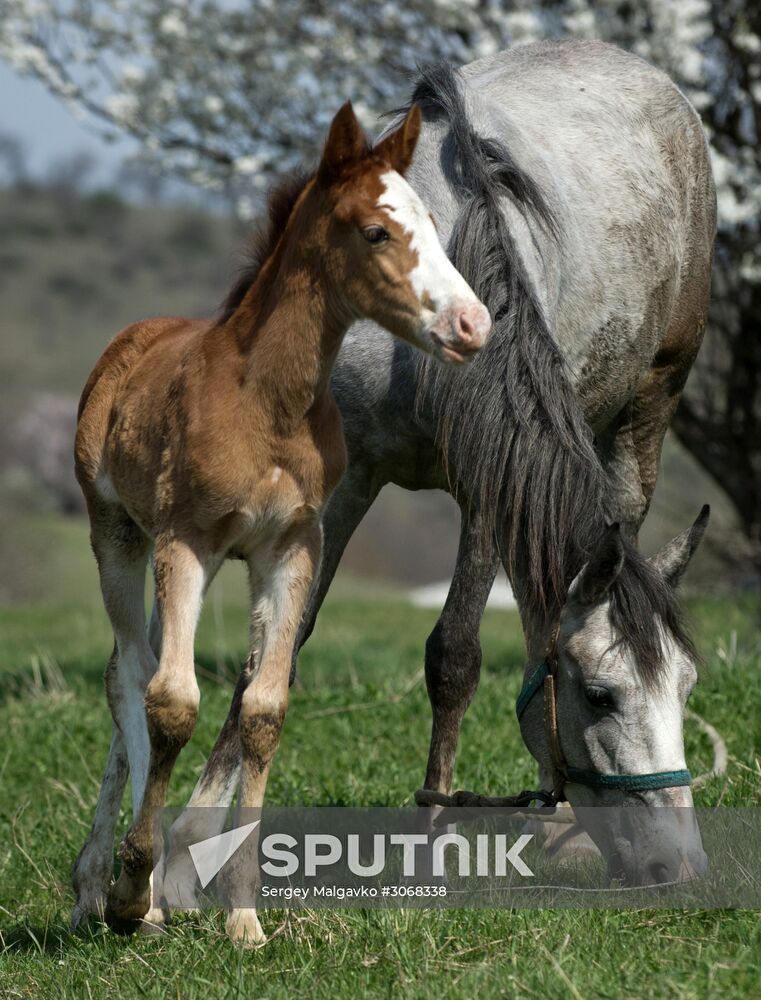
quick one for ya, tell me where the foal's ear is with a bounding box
[567,523,626,609]
[318,101,369,182]
[650,505,710,589]
[374,104,422,176]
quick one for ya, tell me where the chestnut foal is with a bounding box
[73,102,490,943]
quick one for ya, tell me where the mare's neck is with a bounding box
[512,570,565,670]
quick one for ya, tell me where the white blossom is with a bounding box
[0,0,757,254]
[204,95,224,115]
[234,154,266,176]
[105,92,139,125]
[159,12,187,38]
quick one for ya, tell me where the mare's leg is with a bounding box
[598,363,701,538]
[72,504,155,926]
[225,523,322,946]
[292,463,381,680]
[599,266,709,536]
[627,315,706,529]
[422,505,499,795]
[105,535,210,933]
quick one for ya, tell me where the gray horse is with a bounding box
[192,40,715,878]
[73,39,717,931]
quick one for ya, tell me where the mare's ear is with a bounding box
[567,523,625,609]
[318,101,369,183]
[374,104,422,176]
[649,505,710,589]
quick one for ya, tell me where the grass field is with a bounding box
[0,571,760,998]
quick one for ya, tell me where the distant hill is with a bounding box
[0,183,242,403]
[0,181,744,602]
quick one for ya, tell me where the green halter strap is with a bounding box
[515,637,692,795]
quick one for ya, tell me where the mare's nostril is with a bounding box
[647,860,672,885]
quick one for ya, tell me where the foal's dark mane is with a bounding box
[407,62,694,682]
[219,170,312,322]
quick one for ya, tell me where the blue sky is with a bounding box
[0,60,136,180]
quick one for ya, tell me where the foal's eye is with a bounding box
[362,225,389,245]
[585,685,615,710]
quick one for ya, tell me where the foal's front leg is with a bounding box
[225,524,321,946]
[105,536,210,933]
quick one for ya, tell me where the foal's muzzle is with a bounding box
[428,301,491,364]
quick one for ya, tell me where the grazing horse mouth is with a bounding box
[606,840,708,887]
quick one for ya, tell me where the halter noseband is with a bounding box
[515,627,692,801]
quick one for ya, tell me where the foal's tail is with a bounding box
[409,62,610,620]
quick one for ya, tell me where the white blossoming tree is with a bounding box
[1,0,760,569]
[0,0,529,212]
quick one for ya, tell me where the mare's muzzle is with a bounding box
[516,654,707,886]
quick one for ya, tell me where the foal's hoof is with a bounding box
[104,903,147,936]
[71,893,106,932]
[139,907,170,936]
[105,875,152,936]
[226,908,266,948]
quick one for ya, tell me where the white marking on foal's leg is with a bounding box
[95,468,120,504]
[106,539,208,934]
[226,908,266,948]
[139,870,170,935]
[225,530,320,946]
[115,646,155,814]
[74,522,153,929]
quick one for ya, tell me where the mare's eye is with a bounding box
[362,225,389,245]
[585,685,615,710]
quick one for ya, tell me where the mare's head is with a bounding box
[308,102,490,363]
[519,507,711,885]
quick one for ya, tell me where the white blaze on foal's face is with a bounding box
[316,100,490,365]
[374,169,491,364]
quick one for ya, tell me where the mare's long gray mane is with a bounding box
[406,63,695,679]
[409,63,606,612]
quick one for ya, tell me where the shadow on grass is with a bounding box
[1,920,95,956]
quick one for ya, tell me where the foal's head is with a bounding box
[303,102,490,363]
[520,508,711,885]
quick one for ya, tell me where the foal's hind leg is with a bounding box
[71,730,129,927]
[105,535,210,934]
[72,505,155,926]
